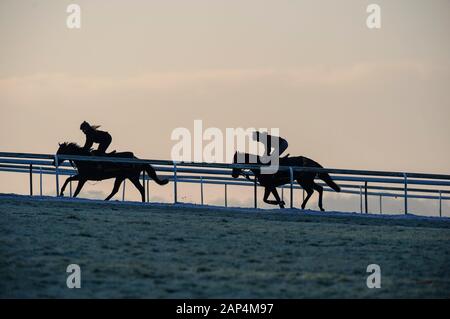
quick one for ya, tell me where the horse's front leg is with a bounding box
[72,179,87,198]
[60,175,80,197]
[105,178,124,201]
[263,187,285,208]
[270,187,285,209]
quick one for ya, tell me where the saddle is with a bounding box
[90,150,135,161]
[90,150,112,157]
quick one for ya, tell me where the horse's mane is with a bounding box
[59,142,93,153]
[60,142,80,148]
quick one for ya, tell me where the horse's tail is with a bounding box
[144,164,169,185]
[319,173,341,192]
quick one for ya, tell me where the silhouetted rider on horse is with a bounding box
[54,121,169,202]
[80,121,112,156]
[232,132,340,210]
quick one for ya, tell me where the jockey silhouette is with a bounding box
[252,131,288,159]
[80,121,112,155]
[236,131,289,179]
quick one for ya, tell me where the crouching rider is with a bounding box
[80,121,112,156]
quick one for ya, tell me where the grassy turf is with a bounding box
[0,195,449,298]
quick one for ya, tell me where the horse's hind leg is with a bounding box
[129,176,146,202]
[105,178,124,201]
[313,183,324,211]
[301,188,314,210]
[298,179,314,210]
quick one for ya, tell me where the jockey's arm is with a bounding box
[83,136,94,150]
[255,132,272,156]
[266,135,288,157]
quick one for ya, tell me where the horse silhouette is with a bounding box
[231,152,340,210]
[54,142,168,202]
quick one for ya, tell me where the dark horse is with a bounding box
[54,142,168,202]
[231,152,340,210]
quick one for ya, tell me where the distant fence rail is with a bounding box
[0,151,449,217]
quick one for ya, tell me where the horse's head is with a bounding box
[53,142,83,166]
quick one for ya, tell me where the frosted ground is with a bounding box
[0,194,449,298]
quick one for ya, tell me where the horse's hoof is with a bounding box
[320,208,325,212]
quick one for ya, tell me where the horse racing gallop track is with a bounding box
[0,151,449,216]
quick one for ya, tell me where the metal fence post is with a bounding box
[379,195,382,214]
[200,176,204,205]
[254,178,257,209]
[404,173,408,215]
[173,163,178,204]
[289,167,294,209]
[281,187,284,202]
[439,190,442,217]
[54,155,59,196]
[142,171,146,201]
[122,180,126,201]
[146,180,149,202]
[365,181,368,214]
[69,179,72,197]
[29,164,33,196]
[39,166,43,196]
[359,186,363,214]
[224,184,228,208]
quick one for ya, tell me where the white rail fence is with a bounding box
[0,152,449,217]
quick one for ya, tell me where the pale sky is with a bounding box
[0,0,449,212]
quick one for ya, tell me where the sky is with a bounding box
[0,0,449,214]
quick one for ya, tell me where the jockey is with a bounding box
[252,131,288,160]
[80,121,112,155]
[237,131,289,180]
